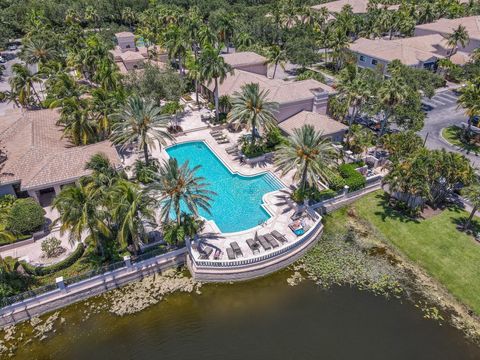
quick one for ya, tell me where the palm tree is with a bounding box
[265,45,287,79]
[9,63,42,107]
[377,77,410,136]
[457,77,480,137]
[84,6,100,29]
[109,179,156,253]
[461,183,480,230]
[150,158,215,225]
[164,24,189,75]
[447,25,470,58]
[121,7,136,30]
[20,38,58,70]
[53,184,110,257]
[337,70,371,126]
[199,45,233,121]
[233,32,254,50]
[275,124,337,192]
[83,153,123,197]
[57,97,96,145]
[228,83,279,145]
[185,53,202,105]
[111,96,174,165]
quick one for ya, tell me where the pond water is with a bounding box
[11,270,480,360]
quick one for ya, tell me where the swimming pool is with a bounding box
[165,141,284,233]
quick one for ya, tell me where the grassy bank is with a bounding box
[330,191,480,315]
[442,126,480,154]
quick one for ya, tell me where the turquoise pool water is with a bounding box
[165,141,283,233]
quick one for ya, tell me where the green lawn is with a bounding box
[345,191,480,315]
[442,126,480,154]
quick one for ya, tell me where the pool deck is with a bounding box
[133,126,323,281]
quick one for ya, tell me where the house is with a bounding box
[414,16,480,54]
[201,69,335,121]
[349,34,468,72]
[0,109,121,206]
[311,0,398,15]
[278,111,348,142]
[221,51,268,76]
[110,32,168,73]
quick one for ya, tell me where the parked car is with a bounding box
[8,45,17,51]
[0,56,5,63]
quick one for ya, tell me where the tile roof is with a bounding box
[312,0,398,14]
[415,16,480,41]
[350,34,451,66]
[278,111,347,136]
[120,51,145,61]
[0,109,121,190]
[115,31,135,39]
[221,52,268,67]
[205,69,335,104]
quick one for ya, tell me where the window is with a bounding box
[371,59,378,65]
[359,55,365,62]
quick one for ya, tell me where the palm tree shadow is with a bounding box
[373,193,420,224]
[273,189,296,214]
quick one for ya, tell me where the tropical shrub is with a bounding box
[133,159,159,184]
[242,143,267,158]
[41,237,63,258]
[328,173,346,191]
[0,194,15,209]
[6,199,46,235]
[296,69,326,83]
[339,164,366,191]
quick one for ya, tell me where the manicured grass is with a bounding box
[346,191,480,314]
[442,126,480,154]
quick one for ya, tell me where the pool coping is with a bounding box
[163,139,288,236]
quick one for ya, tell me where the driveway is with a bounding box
[418,89,480,168]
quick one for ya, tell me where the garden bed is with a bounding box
[442,126,480,154]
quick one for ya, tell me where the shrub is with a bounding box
[265,127,286,150]
[328,173,346,191]
[22,243,85,276]
[339,164,366,191]
[311,188,337,202]
[41,237,63,258]
[242,143,266,158]
[0,194,15,209]
[6,199,46,235]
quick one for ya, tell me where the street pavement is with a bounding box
[419,89,480,168]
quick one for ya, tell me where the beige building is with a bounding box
[0,109,121,206]
[278,111,347,142]
[110,32,167,73]
[312,0,398,15]
[221,52,268,76]
[201,69,335,122]
[349,34,469,72]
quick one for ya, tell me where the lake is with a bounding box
[10,270,480,360]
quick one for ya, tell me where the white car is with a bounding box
[0,57,5,63]
[8,45,17,51]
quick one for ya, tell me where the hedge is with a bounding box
[21,243,85,276]
[338,164,366,192]
[327,173,346,191]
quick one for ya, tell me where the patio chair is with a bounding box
[225,145,237,151]
[227,247,236,260]
[226,148,238,155]
[246,238,260,254]
[214,249,222,260]
[271,230,288,244]
[255,233,272,251]
[230,241,243,257]
[264,234,280,248]
[211,132,225,139]
[199,246,213,259]
[217,138,230,144]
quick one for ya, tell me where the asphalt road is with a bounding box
[418,89,480,168]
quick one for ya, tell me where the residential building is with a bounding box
[349,34,468,72]
[201,69,335,121]
[0,109,121,206]
[278,110,348,142]
[221,51,268,76]
[110,32,168,73]
[311,0,398,15]
[414,16,480,54]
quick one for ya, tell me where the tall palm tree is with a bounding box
[150,158,214,225]
[121,7,136,30]
[20,38,58,70]
[199,45,233,121]
[228,83,279,145]
[337,69,371,126]
[164,24,189,75]
[265,45,287,79]
[109,179,156,253]
[84,6,100,29]
[457,76,480,136]
[83,153,123,197]
[461,183,480,230]
[111,96,174,165]
[53,184,110,257]
[377,77,409,136]
[275,124,337,192]
[9,63,42,107]
[447,25,470,58]
[185,53,202,105]
[57,97,96,145]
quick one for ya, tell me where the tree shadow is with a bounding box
[373,193,421,224]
